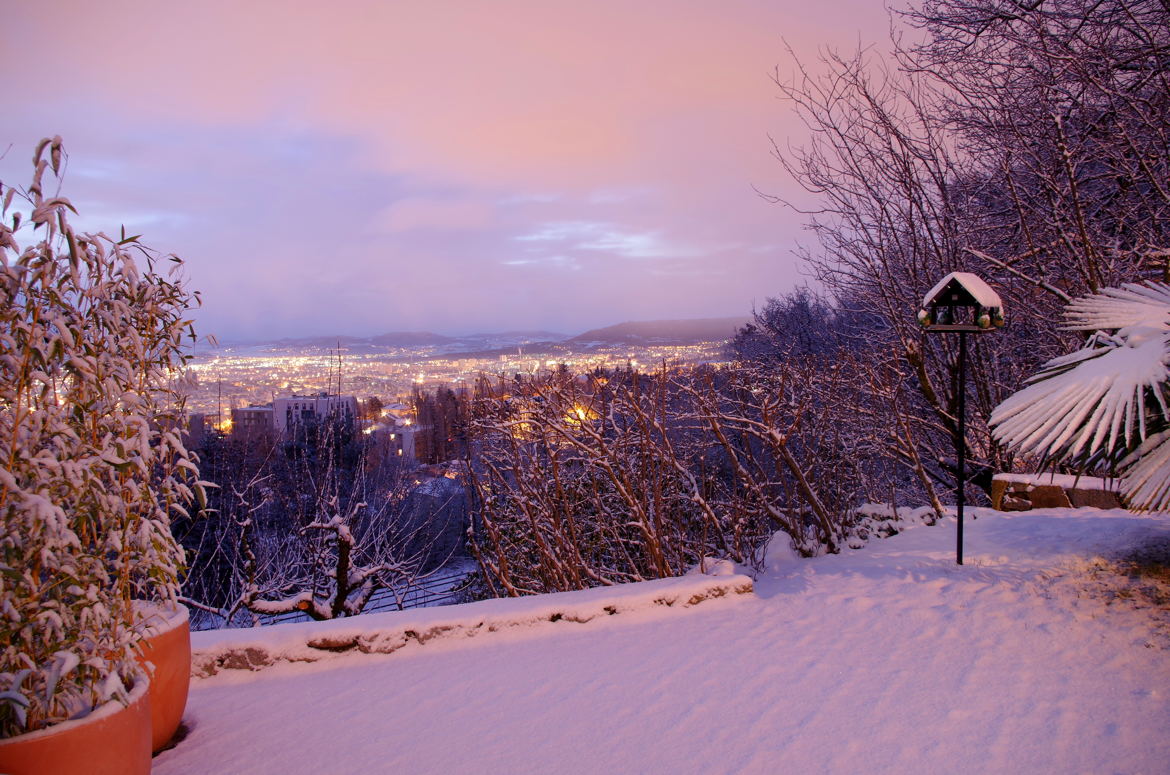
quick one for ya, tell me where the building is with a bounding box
[231,405,275,442]
[273,393,359,436]
[224,394,362,443]
[367,418,419,461]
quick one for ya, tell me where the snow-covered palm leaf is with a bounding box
[989,333,1170,463]
[1018,337,1121,383]
[1063,282,1170,332]
[1121,429,1170,511]
[993,280,1170,511]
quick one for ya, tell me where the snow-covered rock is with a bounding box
[761,530,802,573]
[686,557,749,577]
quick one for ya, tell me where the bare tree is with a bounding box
[177,422,461,628]
[465,356,917,595]
[905,0,1170,290]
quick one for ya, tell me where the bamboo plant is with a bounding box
[0,137,204,737]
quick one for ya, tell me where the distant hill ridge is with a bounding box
[369,332,458,346]
[218,318,748,352]
[270,332,457,348]
[569,317,751,345]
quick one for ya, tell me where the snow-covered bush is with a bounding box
[465,360,883,597]
[991,282,1170,511]
[0,137,203,736]
[467,368,738,595]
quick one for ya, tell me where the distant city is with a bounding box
[183,316,749,421]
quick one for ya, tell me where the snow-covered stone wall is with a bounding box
[191,573,754,677]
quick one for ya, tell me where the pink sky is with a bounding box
[2,0,894,340]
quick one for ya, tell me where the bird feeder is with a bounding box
[918,271,1005,332]
[918,271,1004,565]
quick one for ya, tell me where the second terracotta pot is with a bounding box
[136,601,192,753]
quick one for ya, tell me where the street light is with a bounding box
[919,272,1005,565]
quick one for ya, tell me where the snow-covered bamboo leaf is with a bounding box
[0,138,199,736]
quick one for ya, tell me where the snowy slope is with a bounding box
[155,507,1170,774]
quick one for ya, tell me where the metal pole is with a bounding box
[956,331,967,566]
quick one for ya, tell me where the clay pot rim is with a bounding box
[134,600,189,637]
[0,671,149,746]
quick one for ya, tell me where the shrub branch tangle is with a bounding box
[176,420,457,628]
[465,362,901,596]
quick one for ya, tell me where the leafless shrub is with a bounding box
[177,424,460,628]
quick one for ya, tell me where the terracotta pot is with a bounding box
[135,601,192,753]
[0,676,151,775]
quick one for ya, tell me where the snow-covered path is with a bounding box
[155,508,1170,774]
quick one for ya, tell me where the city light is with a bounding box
[182,342,730,417]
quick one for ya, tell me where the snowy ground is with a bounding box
[155,507,1170,774]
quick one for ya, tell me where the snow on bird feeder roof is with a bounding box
[922,272,1002,309]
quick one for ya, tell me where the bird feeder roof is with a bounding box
[923,272,1003,309]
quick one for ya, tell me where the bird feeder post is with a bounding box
[956,329,967,564]
[919,272,1005,565]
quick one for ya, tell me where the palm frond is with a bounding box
[1063,282,1170,332]
[1021,341,1113,384]
[994,280,1170,509]
[1120,430,1170,511]
[989,334,1170,462]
